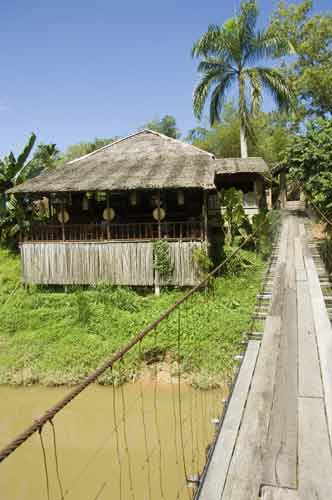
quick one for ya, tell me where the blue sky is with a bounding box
[0,0,331,156]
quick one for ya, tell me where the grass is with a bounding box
[0,247,266,387]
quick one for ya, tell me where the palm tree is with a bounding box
[192,0,292,158]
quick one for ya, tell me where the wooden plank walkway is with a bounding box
[198,212,332,499]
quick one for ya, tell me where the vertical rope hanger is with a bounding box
[138,340,152,500]
[111,367,123,500]
[49,419,65,500]
[177,307,191,500]
[39,426,50,500]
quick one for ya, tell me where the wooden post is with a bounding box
[266,188,272,210]
[106,191,111,240]
[155,190,161,296]
[61,199,65,241]
[280,170,287,209]
[157,190,161,239]
[203,191,208,241]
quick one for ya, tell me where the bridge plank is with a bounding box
[297,282,323,398]
[221,316,281,500]
[263,221,298,489]
[305,245,332,442]
[298,397,332,499]
[197,340,260,500]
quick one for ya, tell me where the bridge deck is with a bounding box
[198,212,332,499]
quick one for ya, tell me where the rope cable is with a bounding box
[49,420,65,500]
[39,427,51,500]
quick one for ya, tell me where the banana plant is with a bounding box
[0,133,36,244]
[0,132,36,197]
[219,188,249,245]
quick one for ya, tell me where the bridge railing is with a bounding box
[0,229,269,500]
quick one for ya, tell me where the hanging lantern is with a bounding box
[57,209,70,224]
[103,207,116,221]
[82,195,89,211]
[153,207,166,221]
[177,190,185,206]
[130,191,138,206]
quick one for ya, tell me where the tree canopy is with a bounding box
[268,0,332,117]
[142,115,180,139]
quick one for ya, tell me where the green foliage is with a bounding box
[285,118,332,217]
[223,247,258,275]
[268,0,332,117]
[0,247,265,386]
[95,283,141,312]
[192,247,213,279]
[74,290,91,325]
[251,211,272,258]
[191,0,292,156]
[153,240,173,277]
[142,115,180,139]
[27,143,61,177]
[0,133,36,195]
[0,134,61,246]
[220,188,250,245]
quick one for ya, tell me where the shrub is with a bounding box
[153,240,173,278]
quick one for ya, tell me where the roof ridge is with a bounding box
[67,130,146,165]
[67,129,216,165]
[142,129,215,159]
[215,157,264,160]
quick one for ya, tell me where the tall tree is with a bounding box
[142,115,180,139]
[268,0,332,117]
[192,0,292,158]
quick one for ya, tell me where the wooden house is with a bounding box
[8,130,269,287]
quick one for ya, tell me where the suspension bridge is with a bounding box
[1,205,332,500]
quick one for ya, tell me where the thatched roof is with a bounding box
[215,158,269,176]
[8,130,216,194]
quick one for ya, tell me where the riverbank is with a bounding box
[0,247,265,387]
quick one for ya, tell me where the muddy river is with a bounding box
[0,383,223,500]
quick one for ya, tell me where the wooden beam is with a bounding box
[203,191,208,241]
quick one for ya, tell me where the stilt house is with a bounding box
[8,130,269,286]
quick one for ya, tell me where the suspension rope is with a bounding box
[112,368,123,500]
[138,341,152,500]
[49,420,65,500]
[119,361,135,500]
[39,427,51,500]
[177,308,191,500]
[153,327,165,500]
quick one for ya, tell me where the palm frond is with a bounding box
[255,67,293,112]
[239,0,259,55]
[209,73,236,125]
[193,69,223,120]
[244,29,292,65]
[191,24,222,58]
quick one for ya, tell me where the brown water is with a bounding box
[0,383,223,500]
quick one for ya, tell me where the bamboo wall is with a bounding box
[20,241,206,287]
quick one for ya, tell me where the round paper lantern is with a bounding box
[153,207,166,221]
[57,209,70,224]
[103,208,116,221]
